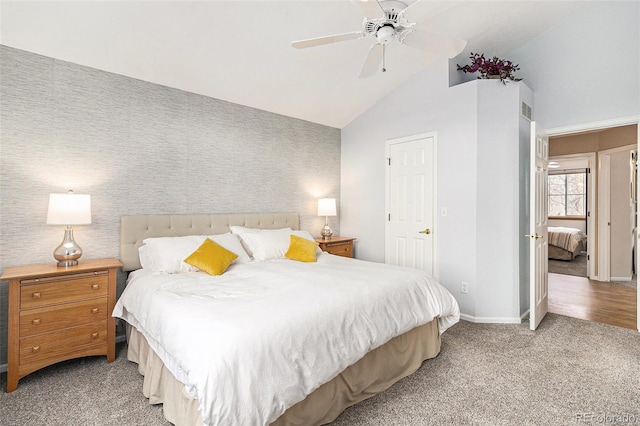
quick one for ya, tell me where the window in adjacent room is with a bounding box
[548,171,587,217]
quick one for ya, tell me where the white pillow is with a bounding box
[140,234,250,272]
[236,228,319,261]
[141,235,203,273]
[138,244,155,270]
[291,230,315,242]
[237,228,295,261]
[230,226,292,257]
[206,233,251,264]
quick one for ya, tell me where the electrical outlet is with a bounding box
[461,282,469,294]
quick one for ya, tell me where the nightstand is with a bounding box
[315,237,356,258]
[2,257,122,392]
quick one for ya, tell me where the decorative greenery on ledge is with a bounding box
[457,53,522,84]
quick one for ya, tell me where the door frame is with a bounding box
[547,115,640,332]
[385,131,438,279]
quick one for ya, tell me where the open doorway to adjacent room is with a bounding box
[546,124,638,330]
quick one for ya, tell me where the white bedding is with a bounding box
[113,254,459,426]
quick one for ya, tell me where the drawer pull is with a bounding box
[32,292,41,299]
[32,318,41,326]
[91,332,99,339]
[91,307,99,314]
[32,346,40,353]
[92,284,99,290]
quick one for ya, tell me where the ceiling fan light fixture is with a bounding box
[376,25,396,44]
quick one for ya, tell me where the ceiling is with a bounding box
[0,1,587,129]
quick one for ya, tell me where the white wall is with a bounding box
[508,1,640,129]
[475,82,532,320]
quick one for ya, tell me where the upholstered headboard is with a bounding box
[120,213,299,271]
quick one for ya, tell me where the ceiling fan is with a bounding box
[291,0,467,78]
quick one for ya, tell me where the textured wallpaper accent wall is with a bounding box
[0,46,341,367]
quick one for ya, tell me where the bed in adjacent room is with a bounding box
[113,213,460,426]
[548,226,587,260]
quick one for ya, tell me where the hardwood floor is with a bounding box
[548,272,637,330]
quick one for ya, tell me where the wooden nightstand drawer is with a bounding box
[19,320,108,365]
[20,298,108,337]
[20,271,108,310]
[325,242,353,257]
[315,237,356,258]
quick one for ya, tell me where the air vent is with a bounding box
[521,101,532,121]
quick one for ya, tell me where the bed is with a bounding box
[114,213,460,425]
[548,226,587,260]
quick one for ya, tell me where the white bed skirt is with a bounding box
[126,319,441,426]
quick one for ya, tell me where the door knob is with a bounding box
[419,229,431,235]
[525,234,543,239]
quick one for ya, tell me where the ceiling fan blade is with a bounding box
[359,43,383,79]
[401,30,467,58]
[291,31,364,49]
[350,0,385,19]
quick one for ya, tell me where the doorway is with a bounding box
[546,123,638,330]
[546,155,592,279]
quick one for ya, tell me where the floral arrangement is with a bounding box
[457,53,522,84]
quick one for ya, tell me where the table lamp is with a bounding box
[46,190,92,267]
[317,198,337,240]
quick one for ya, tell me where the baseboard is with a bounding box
[460,313,523,324]
[0,335,127,374]
[611,276,632,282]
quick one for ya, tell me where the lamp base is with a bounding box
[321,224,333,240]
[53,227,83,267]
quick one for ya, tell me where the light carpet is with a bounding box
[1,314,638,425]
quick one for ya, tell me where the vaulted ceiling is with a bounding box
[0,1,587,128]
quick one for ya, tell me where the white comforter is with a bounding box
[113,254,459,426]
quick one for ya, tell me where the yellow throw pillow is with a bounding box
[183,238,238,275]
[285,234,318,263]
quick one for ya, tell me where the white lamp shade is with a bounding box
[46,193,92,225]
[317,198,337,217]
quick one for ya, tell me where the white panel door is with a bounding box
[530,122,549,330]
[386,133,436,276]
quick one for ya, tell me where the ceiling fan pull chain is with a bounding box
[382,44,386,73]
